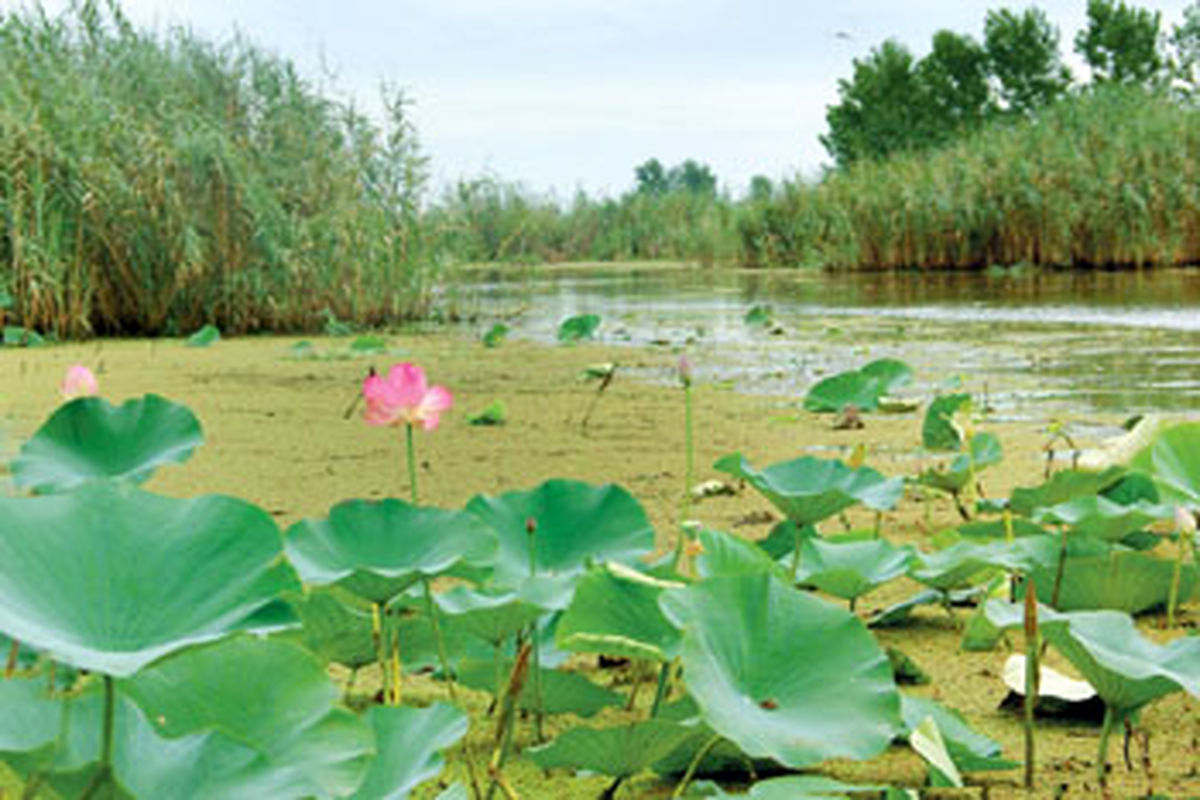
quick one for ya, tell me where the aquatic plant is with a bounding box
[59,365,98,400]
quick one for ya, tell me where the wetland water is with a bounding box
[459,265,1200,420]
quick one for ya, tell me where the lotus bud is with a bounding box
[1175,506,1197,536]
[677,354,693,388]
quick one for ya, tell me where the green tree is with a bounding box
[821,39,930,166]
[634,158,669,195]
[1171,2,1200,92]
[748,175,774,202]
[1075,0,1165,86]
[984,7,1072,114]
[667,159,717,195]
[917,30,993,132]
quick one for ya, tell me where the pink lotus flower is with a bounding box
[60,365,98,400]
[363,363,453,430]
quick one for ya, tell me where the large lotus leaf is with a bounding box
[465,479,655,589]
[352,704,468,800]
[732,776,889,799]
[715,454,903,525]
[651,696,769,777]
[0,676,354,800]
[694,527,787,580]
[123,636,373,796]
[922,393,972,451]
[457,659,622,716]
[1029,550,1199,614]
[899,695,1015,773]
[659,573,901,768]
[556,563,683,662]
[917,432,1003,494]
[803,359,912,413]
[527,720,696,779]
[868,587,985,628]
[434,586,546,647]
[910,536,1062,592]
[1033,496,1171,542]
[0,482,298,677]
[985,601,1200,714]
[284,588,377,669]
[285,499,497,603]
[1131,422,1200,504]
[557,313,601,343]
[795,537,914,601]
[1008,467,1127,517]
[11,395,204,493]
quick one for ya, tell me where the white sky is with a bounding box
[2,1,1195,195]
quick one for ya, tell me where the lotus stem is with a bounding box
[527,519,545,742]
[674,380,696,573]
[422,577,459,703]
[1023,578,1039,790]
[4,638,18,678]
[404,423,418,504]
[1097,705,1115,788]
[80,676,116,800]
[1167,515,1193,628]
[1050,524,1069,610]
[649,659,674,719]
[672,734,721,799]
[789,523,813,583]
[486,643,532,800]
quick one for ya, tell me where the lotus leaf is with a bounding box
[1033,495,1170,542]
[555,563,683,662]
[1131,422,1200,505]
[732,776,888,799]
[466,400,507,426]
[123,636,373,797]
[0,481,298,677]
[435,585,547,646]
[659,573,901,768]
[803,359,912,413]
[908,715,963,787]
[11,395,204,493]
[917,432,1002,494]
[285,499,497,603]
[2,325,44,347]
[285,588,377,669]
[714,453,902,526]
[743,304,772,327]
[557,313,601,343]
[868,587,984,628]
[457,659,622,716]
[1008,466,1126,517]
[527,719,696,779]
[910,536,1061,592]
[185,323,221,347]
[482,323,509,348]
[899,694,1015,774]
[794,536,914,602]
[352,704,468,800]
[922,393,971,451]
[694,527,786,579]
[1028,550,1199,614]
[465,479,655,589]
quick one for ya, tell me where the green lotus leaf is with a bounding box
[457,659,622,716]
[733,775,888,799]
[1131,422,1200,505]
[466,400,507,426]
[985,601,1200,715]
[955,517,1048,540]
[11,395,204,493]
[482,322,509,348]
[803,359,912,413]
[899,695,1015,774]
[352,704,468,800]
[185,323,221,347]
[714,454,903,526]
[917,432,1003,494]
[1101,472,1161,505]
[794,536,914,602]
[527,719,696,779]
[2,325,44,347]
[123,636,373,797]
[659,573,901,768]
[694,528,786,580]
[557,313,601,343]
[436,586,547,647]
[556,563,683,662]
[908,714,963,787]
[922,393,971,451]
[1033,496,1171,542]
[284,588,377,669]
[0,481,299,677]
[651,696,766,777]
[1028,550,1199,614]
[1008,467,1127,517]
[743,304,772,327]
[868,587,984,628]
[465,479,655,589]
[285,499,498,603]
[909,536,1062,592]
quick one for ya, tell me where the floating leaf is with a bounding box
[527,720,696,779]
[186,323,221,347]
[804,359,912,413]
[743,305,772,327]
[349,335,388,354]
[11,394,204,493]
[285,499,498,603]
[482,323,510,348]
[466,479,655,590]
[715,453,903,525]
[466,400,507,426]
[659,573,901,768]
[557,313,601,343]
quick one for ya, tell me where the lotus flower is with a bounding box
[60,365,98,400]
[363,363,452,431]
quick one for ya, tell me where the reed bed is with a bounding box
[0,3,435,338]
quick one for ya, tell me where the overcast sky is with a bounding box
[2,1,1195,195]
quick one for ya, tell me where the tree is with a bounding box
[821,39,930,166]
[667,159,717,195]
[917,30,993,132]
[984,7,1072,115]
[1171,2,1200,92]
[634,158,669,195]
[747,175,774,202]
[1075,0,1165,86]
